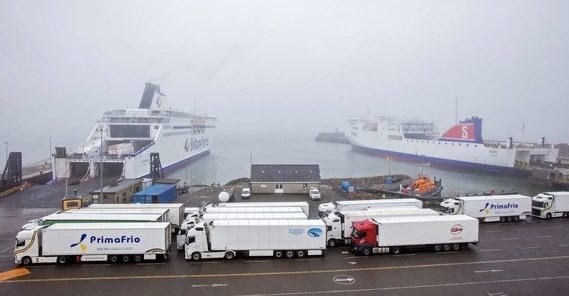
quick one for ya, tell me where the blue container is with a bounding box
[133,184,177,203]
[340,181,350,192]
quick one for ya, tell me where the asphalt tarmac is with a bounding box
[1,181,568,295]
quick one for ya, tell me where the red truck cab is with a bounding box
[350,219,378,255]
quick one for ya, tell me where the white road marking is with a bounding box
[474,269,502,273]
[520,246,541,250]
[237,275,569,296]
[436,251,458,255]
[559,245,569,247]
[0,246,14,255]
[484,230,501,233]
[192,283,228,288]
[536,235,552,238]
[343,256,368,259]
[391,254,416,257]
[501,237,520,241]
[477,249,501,252]
[487,293,507,296]
[515,228,530,231]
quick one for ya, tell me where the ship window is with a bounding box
[109,125,150,138]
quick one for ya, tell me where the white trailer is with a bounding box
[318,198,423,217]
[211,202,310,216]
[177,208,309,251]
[88,203,184,233]
[440,194,532,222]
[15,222,171,266]
[184,219,326,261]
[351,215,479,255]
[532,191,569,219]
[202,206,306,215]
[26,212,166,229]
[324,207,439,247]
[63,208,170,223]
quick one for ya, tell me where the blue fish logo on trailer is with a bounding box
[307,228,323,238]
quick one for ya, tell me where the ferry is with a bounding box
[346,115,558,176]
[52,83,216,180]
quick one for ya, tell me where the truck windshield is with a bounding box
[351,229,363,238]
[440,207,451,214]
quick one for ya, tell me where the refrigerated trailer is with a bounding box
[26,212,166,229]
[324,207,439,247]
[532,191,569,219]
[210,202,310,216]
[440,194,532,222]
[318,198,422,217]
[201,206,306,215]
[88,203,184,233]
[63,208,170,223]
[351,215,478,256]
[176,212,309,250]
[15,222,171,266]
[184,219,326,261]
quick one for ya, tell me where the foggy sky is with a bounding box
[1,0,568,164]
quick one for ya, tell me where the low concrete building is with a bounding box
[250,164,321,194]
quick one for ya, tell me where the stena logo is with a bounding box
[451,224,463,235]
[307,228,323,238]
[461,126,468,138]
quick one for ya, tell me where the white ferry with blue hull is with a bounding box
[347,116,558,176]
[52,83,217,180]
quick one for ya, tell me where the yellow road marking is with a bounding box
[0,268,30,281]
[2,255,569,284]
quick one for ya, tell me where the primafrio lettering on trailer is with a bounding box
[440,194,532,222]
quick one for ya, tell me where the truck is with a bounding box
[351,215,479,256]
[63,208,171,223]
[201,206,307,215]
[177,211,309,251]
[88,203,184,233]
[15,222,171,266]
[324,207,440,247]
[212,201,310,216]
[184,219,326,261]
[24,212,167,229]
[532,191,569,219]
[318,198,423,217]
[439,194,532,222]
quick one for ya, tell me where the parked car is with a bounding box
[241,188,251,199]
[309,187,321,200]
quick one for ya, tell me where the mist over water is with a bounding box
[167,128,551,197]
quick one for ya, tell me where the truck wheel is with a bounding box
[274,251,284,258]
[109,255,119,263]
[21,256,32,266]
[513,216,520,222]
[443,244,451,252]
[133,255,143,263]
[391,247,401,255]
[224,252,234,260]
[191,252,201,261]
[121,255,130,263]
[546,213,552,219]
[362,247,371,256]
[57,256,68,264]
[452,244,461,251]
[500,217,506,223]
[506,216,513,222]
[296,250,306,258]
[327,239,337,248]
[285,250,295,258]
[433,245,442,252]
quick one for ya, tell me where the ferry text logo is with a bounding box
[70,233,88,252]
[480,202,519,215]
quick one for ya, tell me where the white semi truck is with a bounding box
[176,212,308,251]
[63,208,171,223]
[15,222,171,266]
[439,194,532,222]
[351,215,479,255]
[318,198,423,217]
[23,212,167,230]
[88,203,184,233]
[324,207,439,247]
[184,219,326,260]
[532,191,569,219]
[209,202,310,216]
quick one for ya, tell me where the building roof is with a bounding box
[90,179,142,194]
[133,183,176,196]
[250,164,321,183]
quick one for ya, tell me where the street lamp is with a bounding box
[96,127,105,203]
[4,141,7,163]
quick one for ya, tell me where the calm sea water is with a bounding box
[166,129,551,197]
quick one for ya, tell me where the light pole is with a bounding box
[4,141,7,163]
[96,127,105,203]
